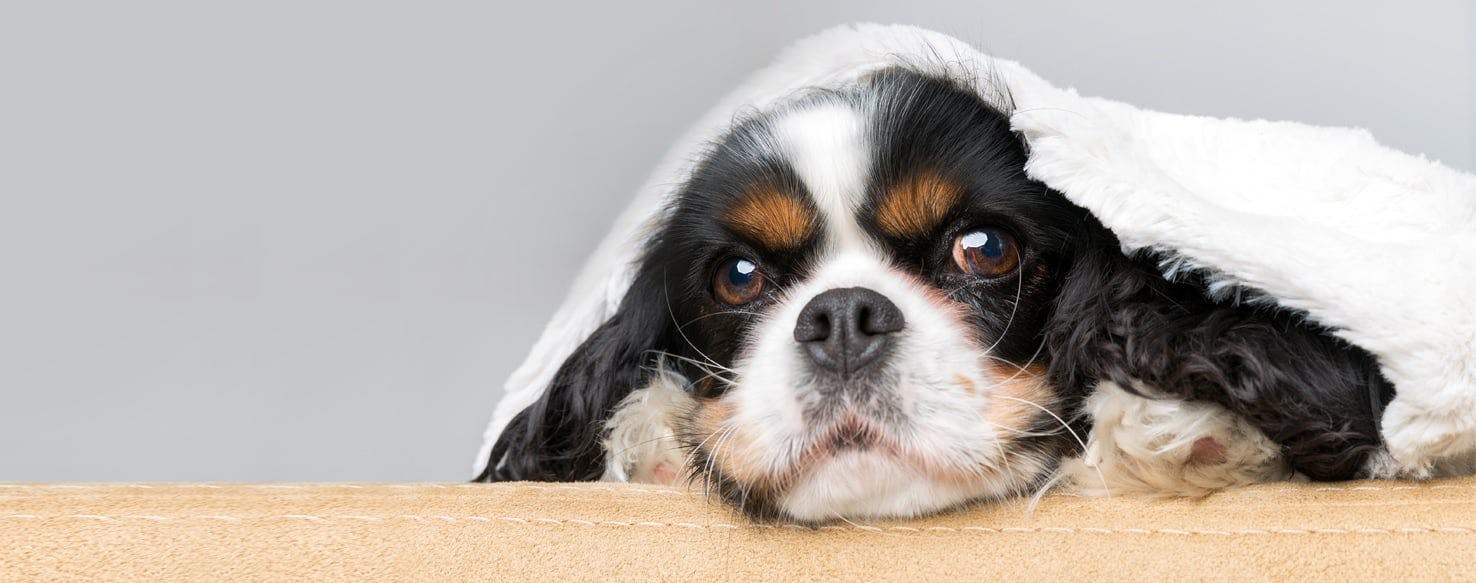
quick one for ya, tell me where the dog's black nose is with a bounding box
[793,287,905,376]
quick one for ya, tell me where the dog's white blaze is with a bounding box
[724,104,886,482]
[772,104,873,254]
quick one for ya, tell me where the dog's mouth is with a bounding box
[783,407,1011,487]
[794,414,899,469]
[823,417,883,449]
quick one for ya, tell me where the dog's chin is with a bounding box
[767,415,1034,523]
[775,449,992,522]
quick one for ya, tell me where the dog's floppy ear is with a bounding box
[1046,221,1394,480]
[477,267,675,482]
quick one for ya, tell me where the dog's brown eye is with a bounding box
[714,257,764,305]
[953,228,1019,277]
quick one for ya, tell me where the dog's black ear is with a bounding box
[1046,222,1394,480]
[476,267,675,482]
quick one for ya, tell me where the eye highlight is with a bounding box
[714,257,764,305]
[952,228,1019,277]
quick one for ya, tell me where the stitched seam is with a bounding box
[1,514,1472,535]
[1055,483,1476,498]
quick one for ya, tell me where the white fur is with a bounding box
[777,450,1048,522]
[773,104,873,253]
[478,24,1476,485]
[599,369,694,484]
[1063,382,1293,497]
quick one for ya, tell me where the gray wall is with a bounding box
[2,1,1472,481]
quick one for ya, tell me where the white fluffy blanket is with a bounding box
[478,24,1476,478]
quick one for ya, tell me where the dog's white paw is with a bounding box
[1063,382,1292,497]
[1378,397,1476,479]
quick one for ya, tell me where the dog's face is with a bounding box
[628,70,1088,520]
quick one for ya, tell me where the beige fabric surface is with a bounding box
[2,479,1474,581]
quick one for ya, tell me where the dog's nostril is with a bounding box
[793,287,905,375]
[858,303,904,336]
[794,312,830,343]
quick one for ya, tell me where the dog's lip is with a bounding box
[823,417,885,450]
[794,413,899,466]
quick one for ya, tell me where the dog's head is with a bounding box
[480,68,1389,521]
[487,69,1093,520]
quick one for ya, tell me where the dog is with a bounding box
[477,68,1396,523]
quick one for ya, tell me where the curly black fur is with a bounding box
[1045,223,1395,480]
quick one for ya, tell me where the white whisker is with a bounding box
[994,394,1107,495]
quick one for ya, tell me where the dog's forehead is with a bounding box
[768,103,874,253]
[694,73,1006,263]
[689,100,885,260]
[736,99,971,253]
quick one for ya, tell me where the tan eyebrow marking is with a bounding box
[723,187,818,250]
[875,171,963,238]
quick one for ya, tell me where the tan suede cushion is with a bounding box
[2,479,1474,580]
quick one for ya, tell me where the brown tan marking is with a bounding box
[688,398,771,488]
[724,187,817,250]
[875,171,963,238]
[980,362,1055,441]
[954,373,978,397]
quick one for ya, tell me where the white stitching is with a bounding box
[119,515,170,522]
[1051,482,1476,498]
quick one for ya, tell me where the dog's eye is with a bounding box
[714,257,764,305]
[952,228,1019,277]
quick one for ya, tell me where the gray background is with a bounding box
[2,1,1472,481]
